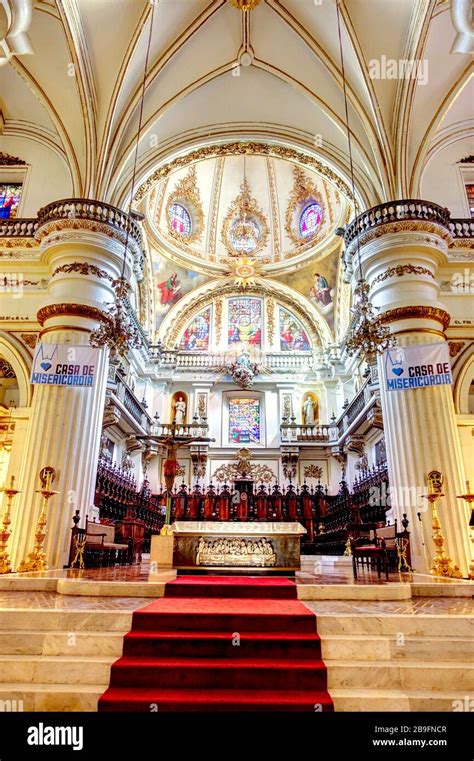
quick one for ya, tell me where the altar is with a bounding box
[150,521,307,574]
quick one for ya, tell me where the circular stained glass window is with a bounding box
[168,203,192,237]
[229,216,261,254]
[299,202,322,238]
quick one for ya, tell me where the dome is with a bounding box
[145,151,348,275]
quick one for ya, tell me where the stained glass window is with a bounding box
[299,202,322,238]
[0,183,22,219]
[229,216,260,254]
[228,297,262,347]
[168,202,192,236]
[229,398,260,444]
[180,307,211,351]
[279,308,310,351]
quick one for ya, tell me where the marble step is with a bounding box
[0,655,116,685]
[0,609,133,632]
[0,630,125,656]
[0,683,103,712]
[316,614,474,637]
[330,688,474,712]
[321,635,474,661]
[326,660,474,691]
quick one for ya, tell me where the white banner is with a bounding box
[31,343,99,387]
[382,343,452,392]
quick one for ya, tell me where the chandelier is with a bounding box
[229,0,262,10]
[335,3,394,364]
[345,280,392,364]
[90,4,157,357]
[90,278,141,358]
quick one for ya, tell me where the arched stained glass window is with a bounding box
[168,203,192,237]
[180,307,211,351]
[299,202,322,238]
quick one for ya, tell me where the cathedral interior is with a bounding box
[0,0,472,732]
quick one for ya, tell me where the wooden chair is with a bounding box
[69,517,129,568]
[349,522,389,580]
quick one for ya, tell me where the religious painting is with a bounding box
[279,308,310,351]
[180,307,211,351]
[275,255,337,325]
[152,256,207,332]
[157,271,181,306]
[0,183,22,219]
[309,272,332,308]
[228,297,262,347]
[228,398,260,444]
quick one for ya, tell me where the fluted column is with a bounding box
[345,202,471,576]
[10,200,141,569]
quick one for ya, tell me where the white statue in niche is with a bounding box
[174,396,186,425]
[303,397,316,426]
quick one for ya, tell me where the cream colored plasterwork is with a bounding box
[265,158,281,260]
[134,142,353,204]
[207,157,224,261]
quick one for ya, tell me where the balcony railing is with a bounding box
[151,350,313,373]
[114,374,152,431]
[0,218,38,237]
[280,421,335,443]
[449,219,474,239]
[344,199,451,246]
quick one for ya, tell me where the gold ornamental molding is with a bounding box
[165,164,204,245]
[133,142,353,204]
[221,178,269,257]
[378,306,451,331]
[285,165,324,247]
[372,264,435,285]
[52,262,113,281]
[37,303,110,328]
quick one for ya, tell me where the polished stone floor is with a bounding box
[7,555,471,586]
[0,589,471,616]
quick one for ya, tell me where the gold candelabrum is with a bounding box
[423,470,462,579]
[0,476,22,574]
[18,467,58,573]
[457,481,474,581]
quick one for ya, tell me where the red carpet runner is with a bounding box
[98,576,334,712]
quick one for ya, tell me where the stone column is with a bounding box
[10,201,141,569]
[345,203,471,575]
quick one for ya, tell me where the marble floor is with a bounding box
[0,589,471,616]
[6,555,472,586]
